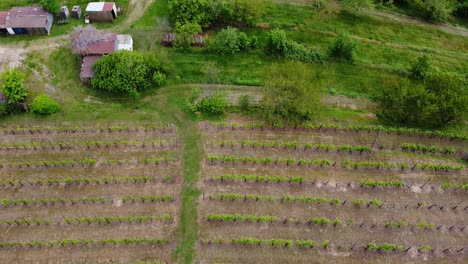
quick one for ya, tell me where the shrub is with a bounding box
[40,0,60,14]
[31,94,60,114]
[341,0,373,15]
[261,62,321,126]
[0,67,28,104]
[265,29,323,63]
[238,95,251,112]
[91,51,166,97]
[423,0,454,22]
[188,88,228,115]
[210,27,255,55]
[410,54,433,80]
[327,33,357,63]
[199,91,228,115]
[174,22,202,50]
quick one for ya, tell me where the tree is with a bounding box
[91,51,166,97]
[424,72,467,126]
[327,33,358,63]
[40,0,60,14]
[423,0,455,22]
[169,0,213,27]
[31,93,60,114]
[230,0,264,27]
[376,78,434,125]
[174,22,202,50]
[261,62,321,126]
[210,27,253,55]
[376,74,467,127]
[409,54,433,80]
[0,67,28,104]
[341,0,374,15]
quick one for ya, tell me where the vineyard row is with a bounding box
[0,139,177,151]
[0,195,174,207]
[204,214,464,232]
[209,141,459,156]
[210,122,467,141]
[207,175,468,191]
[1,124,175,135]
[205,193,467,211]
[0,175,176,189]
[0,238,169,249]
[207,155,465,172]
[0,215,173,226]
[1,157,177,169]
[201,237,446,255]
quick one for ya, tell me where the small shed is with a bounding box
[162,33,175,47]
[0,11,8,36]
[80,55,102,82]
[116,34,133,51]
[85,2,117,22]
[5,6,53,35]
[71,6,81,19]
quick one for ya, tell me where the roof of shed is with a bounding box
[0,11,8,27]
[86,2,115,12]
[5,6,49,28]
[80,55,102,79]
[85,33,117,55]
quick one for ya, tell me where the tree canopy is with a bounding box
[0,67,28,104]
[261,62,321,126]
[377,73,467,128]
[91,51,166,97]
[40,0,60,14]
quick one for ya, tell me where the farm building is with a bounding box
[79,55,102,82]
[85,2,117,22]
[116,34,133,51]
[4,6,53,35]
[0,11,8,35]
[71,26,133,82]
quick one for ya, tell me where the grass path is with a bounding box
[155,87,202,264]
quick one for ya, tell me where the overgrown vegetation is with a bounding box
[91,51,167,97]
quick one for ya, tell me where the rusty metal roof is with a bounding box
[5,6,49,28]
[84,33,117,55]
[0,11,8,27]
[80,55,102,79]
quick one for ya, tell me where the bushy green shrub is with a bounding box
[238,95,251,112]
[410,54,433,79]
[210,27,255,55]
[31,94,60,115]
[341,0,373,15]
[422,0,454,22]
[265,29,323,63]
[1,67,28,104]
[327,33,357,63]
[91,51,166,97]
[187,88,228,115]
[174,22,202,50]
[40,0,60,14]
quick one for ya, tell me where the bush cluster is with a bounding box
[209,27,257,55]
[31,94,60,115]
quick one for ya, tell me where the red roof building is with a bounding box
[4,6,53,35]
[80,55,103,82]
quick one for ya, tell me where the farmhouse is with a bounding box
[85,2,117,22]
[4,6,53,35]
